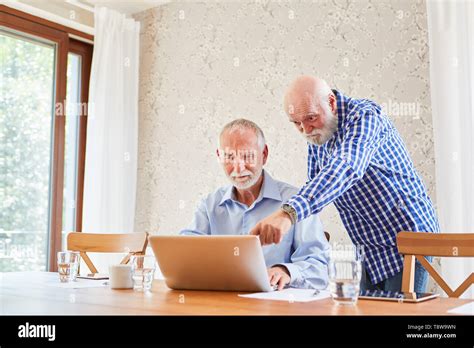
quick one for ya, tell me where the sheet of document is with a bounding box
[238,288,331,302]
[2,271,108,289]
[447,301,474,315]
[44,278,109,289]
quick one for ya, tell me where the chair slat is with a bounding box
[67,232,148,253]
[397,232,474,257]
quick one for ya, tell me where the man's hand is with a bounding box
[249,209,292,245]
[267,266,291,291]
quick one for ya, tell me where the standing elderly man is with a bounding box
[250,75,439,293]
[180,119,330,290]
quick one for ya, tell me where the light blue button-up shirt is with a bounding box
[180,170,330,289]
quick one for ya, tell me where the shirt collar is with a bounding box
[218,170,282,207]
[332,89,347,134]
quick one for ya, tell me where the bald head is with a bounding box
[284,75,332,116]
[283,75,338,145]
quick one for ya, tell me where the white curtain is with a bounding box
[82,7,140,236]
[427,0,474,298]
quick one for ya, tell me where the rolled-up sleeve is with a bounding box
[273,213,330,289]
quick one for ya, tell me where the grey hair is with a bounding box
[219,118,266,150]
[314,79,332,106]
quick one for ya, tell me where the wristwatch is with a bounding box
[281,203,297,225]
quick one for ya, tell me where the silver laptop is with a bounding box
[149,235,273,292]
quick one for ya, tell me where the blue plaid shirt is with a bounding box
[286,90,439,284]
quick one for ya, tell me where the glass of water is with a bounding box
[328,244,363,305]
[130,255,156,292]
[57,251,80,282]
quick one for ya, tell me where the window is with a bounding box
[62,40,92,249]
[0,6,93,271]
[0,30,55,271]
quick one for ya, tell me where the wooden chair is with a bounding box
[67,232,149,274]
[397,231,474,297]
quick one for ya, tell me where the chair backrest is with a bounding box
[67,232,149,274]
[397,231,474,297]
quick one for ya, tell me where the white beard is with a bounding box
[304,110,338,145]
[228,168,262,190]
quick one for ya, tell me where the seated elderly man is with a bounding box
[180,119,330,290]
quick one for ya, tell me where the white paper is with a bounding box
[2,272,108,289]
[447,301,474,315]
[239,288,331,302]
[44,279,109,289]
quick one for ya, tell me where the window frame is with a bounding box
[68,39,92,233]
[0,5,93,271]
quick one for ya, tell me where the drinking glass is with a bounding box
[57,251,80,282]
[328,244,363,305]
[130,255,156,292]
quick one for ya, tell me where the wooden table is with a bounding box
[1,272,472,315]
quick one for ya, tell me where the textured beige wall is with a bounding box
[133,0,436,247]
